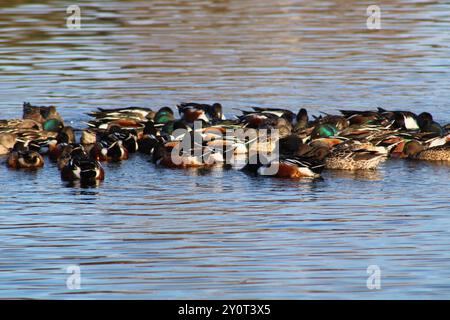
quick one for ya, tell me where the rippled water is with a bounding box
[1,0,450,299]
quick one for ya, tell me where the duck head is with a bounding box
[403,140,425,158]
[295,108,308,128]
[311,124,338,139]
[155,107,175,125]
[43,118,64,132]
[208,103,225,122]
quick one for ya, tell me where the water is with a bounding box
[0,0,450,299]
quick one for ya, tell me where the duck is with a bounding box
[57,144,88,170]
[249,107,296,124]
[310,137,345,150]
[339,123,397,142]
[339,109,386,126]
[402,140,450,161]
[417,112,445,136]
[152,128,225,168]
[45,126,76,158]
[137,121,165,155]
[325,141,386,170]
[90,138,129,162]
[87,106,154,122]
[242,153,324,179]
[278,134,310,156]
[376,108,420,131]
[86,117,145,132]
[279,135,332,161]
[237,111,277,129]
[86,107,154,135]
[237,107,295,132]
[7,142,44,170]
[61,153,105,183]
[152,140,211,169]
[48,131,73,161]
[107,125,139,153]
[177,102,225,124]
[177,103,210,125]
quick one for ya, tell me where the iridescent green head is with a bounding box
[43,118,64,132]
[312,124,338,138]
[154,107,174,125]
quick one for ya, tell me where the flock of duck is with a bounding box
[1,102,449,185]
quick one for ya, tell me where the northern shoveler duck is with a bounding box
[86,107,152,136]
[57,144,88,170]
[249,107,296,124]
[151,127,228,168]
[48,135,68,161]
[325,141,386,170]
[86,118,145,132]
[339,109,387,126]
[7,142,44,170]
[237,107,295,133]
[87,106,155,121]
[177,103,210,124]
[61,153,105,183]
[310,137,345,150]
[242,154,324,179]
[46,127,76,160]
[152,140,213,169]
[106,125,139,153]
[340,108,419,130]
[278,134,312,156]
[177,102,225,124]
[90,137,129,162]
[278,135,332,160]
[417,112,445,136]
[339,123,397,141]
[137,121,165,155]
[403,140,450,161]
[377,108,420,131]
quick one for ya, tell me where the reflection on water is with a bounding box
[1,0,450,299]
[326,169,383,181]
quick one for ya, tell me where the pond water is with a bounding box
[0,0,450,299]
